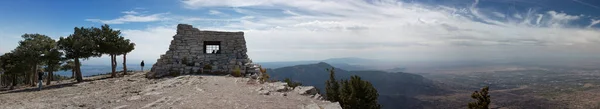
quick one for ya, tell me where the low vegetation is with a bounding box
[231,67,242,77]
[259,67,269,84]
[468,86,491,109]
[325,67,381,109]
[283,78,302,89]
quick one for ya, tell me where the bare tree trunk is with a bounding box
[1,74,3,87]
[10,74,16,90]
[123,53,128,75]
[74,58,83,82]
[110,54,116,78]
[46,71,53,85]
[31,65,37,87]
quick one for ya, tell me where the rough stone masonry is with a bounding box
[147,24,259,78]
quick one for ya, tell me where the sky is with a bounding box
[1,0,600,65]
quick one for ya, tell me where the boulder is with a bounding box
[295,86,318,95]
[321,102,343,109]
[312,93,323,100]
[303,103,320,109]
[270,82,289,92]
[275,86,289,92]
[258,90,270,95]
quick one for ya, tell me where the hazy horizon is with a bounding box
[1,0,600,66]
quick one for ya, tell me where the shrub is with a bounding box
[284,78,302,89]
[259,67,270,84]
[231,67,242,77]
[468,86,491,109]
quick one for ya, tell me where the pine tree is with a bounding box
[44,49,63,85]
[117,39,135,75]
[60,60,76,78]
[468,86,491,109]
[95,24,123,77]
[14,34,57,86]
[339,75,381,109]
[325,67,340,102]
[58,27,102,82]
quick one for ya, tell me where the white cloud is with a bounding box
[208,10,225,15]
[86,13,169,24]
[588,19,600,28]
[546,11,582,27]
[492,12,505,18]
[122,10,139,15]
[168,0,600,62]
[513,13,523,19]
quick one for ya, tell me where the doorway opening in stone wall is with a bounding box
[204,41,221,54]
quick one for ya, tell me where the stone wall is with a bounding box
[147,24,258,78]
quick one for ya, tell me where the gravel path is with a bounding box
[0,72,338,109]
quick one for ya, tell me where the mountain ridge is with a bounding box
[266,62,449,109]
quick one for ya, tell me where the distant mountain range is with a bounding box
[55,64,152,77]
[257,57,405,72]
[266,62,448,109]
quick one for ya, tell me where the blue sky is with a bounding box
[1,0,600,65]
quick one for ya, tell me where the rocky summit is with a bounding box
[0,72,341,109]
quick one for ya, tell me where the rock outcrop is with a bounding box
[148,24,260,78]
[255,81,342,109]
[0,72,342,109]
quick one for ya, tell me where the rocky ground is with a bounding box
[0,72,340,109]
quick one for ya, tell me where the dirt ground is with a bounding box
[0,72,336,109]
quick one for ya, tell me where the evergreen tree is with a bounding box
[60,60,76,78]
[468,86,491,109]
[325,67,340,102]
[58,27,102,82]
[117,39,135,75]
[339,76,381,109]
[14,34,56,86]
[95,24,123,77]
[0,52,31,89]
[44,49,63,85]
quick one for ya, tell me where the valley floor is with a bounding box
[0,72,333,109]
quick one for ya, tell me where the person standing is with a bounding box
[38,71,44,91]
[140,60,145,72]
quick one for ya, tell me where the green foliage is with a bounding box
[1,34,58,87]
[325,67,381,109]
[44,48,64,85]
[15,34,56,62]
[95,24,123,55]
[325,67,340,102]
[60,60,76,72]
[58,27,101,82]
[0,52,30,76]
[284,78,302,89]
[231,66,242,77]
[468,86,491,109]
[338,75,381,109]
[58,27,102,59]
[44,49,63,73]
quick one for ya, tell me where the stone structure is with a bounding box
[147,24,259,78]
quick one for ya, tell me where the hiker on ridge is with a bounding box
[141,60,145,72]
[38,71,44,91]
